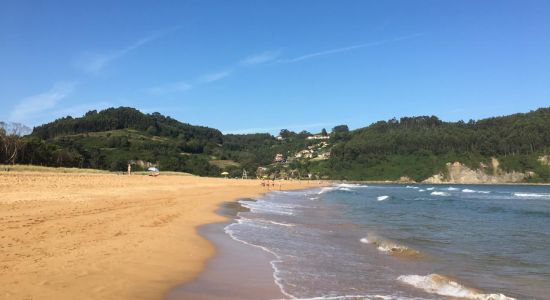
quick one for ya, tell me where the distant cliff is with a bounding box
[423,159,528,184]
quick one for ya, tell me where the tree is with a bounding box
[0,122,30,164]
[332,125,349,134]
[279,129,293,139]
[321,128,328,136]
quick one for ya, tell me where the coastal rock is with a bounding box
[398,176,413,183]
[539,155,550,166]
[423,159,526,184]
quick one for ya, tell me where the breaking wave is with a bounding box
[337,183,368,188]
[514,192,550,199]
[397,274,515,300]
[377,195,390,201]
[430,191,450,196]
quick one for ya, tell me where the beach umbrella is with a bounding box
[221,171,229,178]
[148,167,159,172]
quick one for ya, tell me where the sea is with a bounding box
[225,184,550,300]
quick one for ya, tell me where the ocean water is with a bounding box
[225,184,550,300]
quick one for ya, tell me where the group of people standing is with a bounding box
[261,179,281,190]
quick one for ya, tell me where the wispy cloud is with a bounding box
[145,71,231,96]
[224,122,335,135]
[75,30,173,74]
[145,70,232,97]
[198,70,232,83]
[278,33,424,63]
[145,81,192,95]
[240,50,281,65]
[143,33,422,98]
[10,82,76,123]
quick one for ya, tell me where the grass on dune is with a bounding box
[0,164,110,174]
[0,164,194,176]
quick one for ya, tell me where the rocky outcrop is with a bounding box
[423,160,526,184]
[539,155,550,166]
[397,176,413,183]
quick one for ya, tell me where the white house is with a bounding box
[306,135,330,140]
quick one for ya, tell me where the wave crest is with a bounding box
[514,192,550,199]
[431,191,450,196]
[377,195,390,201]
[397,274,515,300]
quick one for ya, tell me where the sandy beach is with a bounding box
[0,171,309,300]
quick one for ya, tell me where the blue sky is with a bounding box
[1,0,549,134]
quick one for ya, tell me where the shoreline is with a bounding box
[0,171,318,299]
[173,183,547,300]
[166,200,287,300]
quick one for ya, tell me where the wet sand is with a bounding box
[0,171,312,300]
[166,201,285,300]
[166,221,285,300]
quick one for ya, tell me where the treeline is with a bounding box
[2,108,222,176]
[331,108,550,159]
[326,108,550,181]
[2,106,550,182]
[33,107,222,144]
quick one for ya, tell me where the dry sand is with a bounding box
[0,171,312,299]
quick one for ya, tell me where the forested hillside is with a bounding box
[323,108,550,181]
[2,107,550,182]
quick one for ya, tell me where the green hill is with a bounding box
[2,106,550,182]
[321,108,550,182]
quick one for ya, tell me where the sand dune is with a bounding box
[0,171,309,299]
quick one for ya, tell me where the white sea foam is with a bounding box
[360,237,370,244]
[377,195,390,201]
[462,189,476,193]
[426,187,435,191]
[338,187,353,192]
[447,187,459,191]
[227,217,404,300]
[406,185,419,189]
[418,189,426,192]
[337,183,367,188]
[431,191,450,196]
[478,191,491,194]
[225,221,296,299]
[397,274,515,300]
[514,192,549,198]
[240,201,295,216]
[254,218,296,227]
[289,294,421,300]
